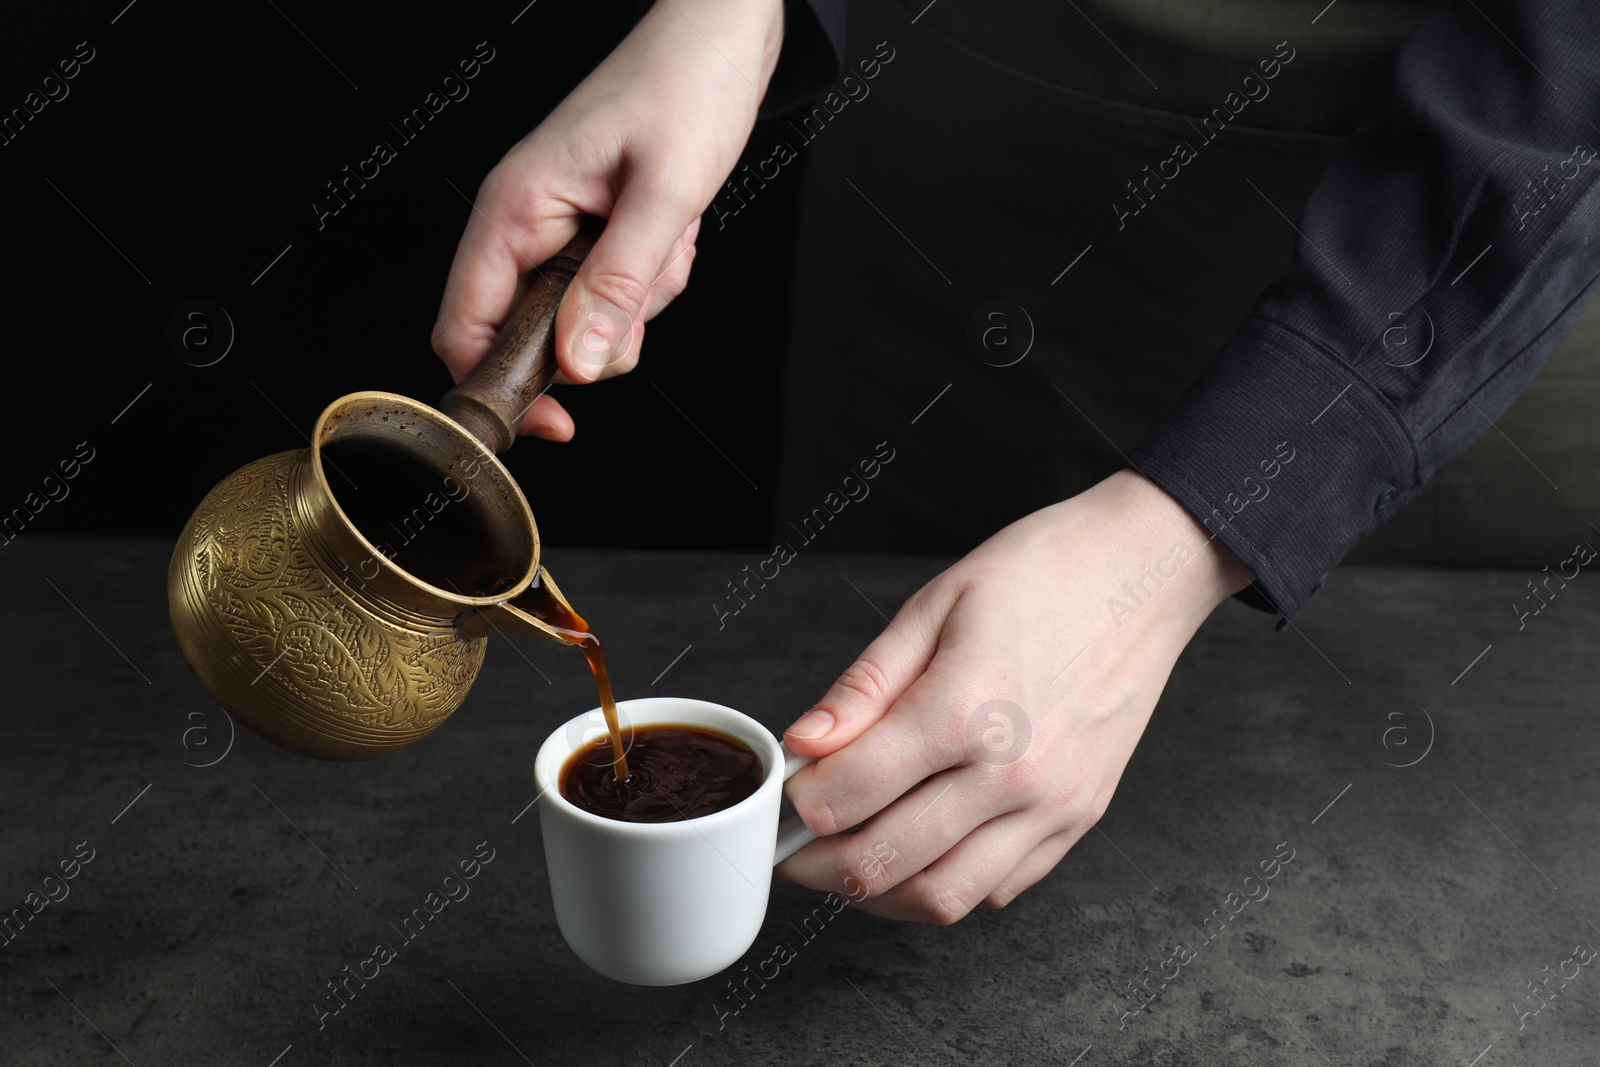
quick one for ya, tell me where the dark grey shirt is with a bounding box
[774,0,1600,618]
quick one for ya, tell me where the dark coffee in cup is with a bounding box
[560,724,763,823]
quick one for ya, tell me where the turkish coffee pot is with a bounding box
[168,226,600,760]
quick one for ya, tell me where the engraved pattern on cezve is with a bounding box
[187,454,482,734]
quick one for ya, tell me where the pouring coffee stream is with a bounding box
[495,575,633,787]
[168,218,631,779]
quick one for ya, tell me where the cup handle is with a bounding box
[773,742,817,865]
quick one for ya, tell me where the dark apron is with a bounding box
[774,0,1600,568]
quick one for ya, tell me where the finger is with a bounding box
[984,829,1077,909]
[785,656,974,839]
[777,764,1014,900]
[535,291,649,396]
[852,810,1063,924]
[444,271,572,388]
[517,392,575,442]
[678,214,702,255]
[642,217,701,322]
[556,176,701,383]
[540,290,643,387]
[432,180,577,383]
[782,588,947,761]
[643,242,696,321]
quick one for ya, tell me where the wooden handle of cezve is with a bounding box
[439,220,600,453]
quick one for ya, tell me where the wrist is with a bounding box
[1098,468,1255,621]
[645,0,786,90]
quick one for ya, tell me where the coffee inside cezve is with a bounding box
[323,436,635,789]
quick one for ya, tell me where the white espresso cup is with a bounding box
[534,697,817,986]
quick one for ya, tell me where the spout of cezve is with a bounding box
[454,566,582,645]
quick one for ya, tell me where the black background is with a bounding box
[1,1,805,552]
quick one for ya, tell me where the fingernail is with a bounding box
[786,708,834,740]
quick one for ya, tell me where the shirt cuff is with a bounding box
[1127,314,1420,620]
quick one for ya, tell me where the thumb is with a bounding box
[556,178,700,382]
[785,596,944,758]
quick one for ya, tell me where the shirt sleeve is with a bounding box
[1127,0,1600,621]
[759,0,847,118]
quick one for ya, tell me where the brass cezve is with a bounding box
[167,225,598,760]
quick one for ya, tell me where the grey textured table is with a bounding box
[2,537,1597,1066]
